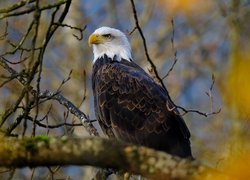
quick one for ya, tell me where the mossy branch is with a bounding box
[0,136,224,179]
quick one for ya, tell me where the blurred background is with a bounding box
[0,0,250,179]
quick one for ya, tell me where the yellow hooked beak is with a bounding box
[88,34,104,46]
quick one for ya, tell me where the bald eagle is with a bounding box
[89,27,192,158]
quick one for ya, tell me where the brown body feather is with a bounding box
[92,55,192,158]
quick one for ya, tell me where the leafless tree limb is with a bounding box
[1,20,35,56]
[129,0,220,118]
[0,0,68,20]
[53,23,86,40]
[129,0,167,92]
[0,136,225,180]
[26,116,83,129]
[0,20,8,40]
[0,0,36,14]
[162,19,178,79]
[0,57,99,136]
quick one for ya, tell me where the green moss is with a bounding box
[34,135,50,147]
[23,139,38,154]
[23,135,50,154]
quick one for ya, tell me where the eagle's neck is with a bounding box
[92,44,132,63]
[92,55,111,74]
[92,54,133,76]
[94,54,113,66]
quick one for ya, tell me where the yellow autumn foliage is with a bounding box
[202,151,250,179]
[225,152,250,179]
[226,51,250,119]
[156,0,213,16]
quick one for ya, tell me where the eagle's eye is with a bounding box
[102,34,112,38]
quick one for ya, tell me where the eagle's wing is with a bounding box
[93,60,192,157]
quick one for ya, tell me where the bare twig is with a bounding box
[0,73,20,88]
[128,26,137,35]
[39,91,99,136]
[47,166,61,180]
[1,20,35,56]
[0,81,30,127]
[166,74,221,117]
[6,39,42,54]
[56,70,73,92]
[129,1,220,118]
[1,55,29,65]
[6,97,35,135]
[0,20,8,40]
[129,0,168,93]
[0,0,36,14]
[205,74,218,114]
[177,74,221,117]
[53,23,86,40]
[171,19,175,50]
[162,51,178,79]
[77,69,87,108]
[162,19,178,79]
[0,57,99,136]
[25,115,84,129]
[177,105,221,117]
[32,0,42,136]
[0,0,68,20]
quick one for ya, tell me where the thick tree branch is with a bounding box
[0,136,222,179]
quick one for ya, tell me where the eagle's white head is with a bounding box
[88,26,132,63]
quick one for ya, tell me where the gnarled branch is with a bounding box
[0,136,223,179]
[0,57,98,136]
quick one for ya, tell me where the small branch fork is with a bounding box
[0,0,98,136]
[0,57,99,136]
[162,19,178,79]
[129,0,220,117]
[129,0,166,92]
[0,0,68,20]
[53,23,86,40]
